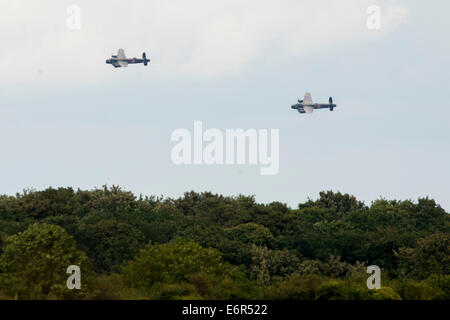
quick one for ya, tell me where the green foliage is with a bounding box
[151,282,199,300]
[221,223,276,266]
[226,223,276,247]
[314,280,372,300]
[427,275,450,299]
[395,233,450,279]
[122,239,230,291]
[0,186,448,300]
[369,287,402,300]
[393,279,437,300]
[299,191,366,213]
[298,256,365,279]
[0,223,94,299]
[91,274,146,300]
[251,245,271,285]
[251,245,302,283]
[263,274,323,300]
[78,220,145,274]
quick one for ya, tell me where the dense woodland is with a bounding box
[0,186,448,300]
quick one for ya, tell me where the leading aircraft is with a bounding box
[106,49,150,68]
[291,92,336,114]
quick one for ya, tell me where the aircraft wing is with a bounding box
[117,48,126,59]
[303,92,313,104]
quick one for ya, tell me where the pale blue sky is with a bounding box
[0,0,449,210]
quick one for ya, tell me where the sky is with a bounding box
[0,0,449,210]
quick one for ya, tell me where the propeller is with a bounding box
[329,97,333,104]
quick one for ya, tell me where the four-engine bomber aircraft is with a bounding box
[105,52,338,117]
[106,49,150,68]
[291,92,337,114]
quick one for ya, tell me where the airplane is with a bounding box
[291,92,337,114]
[106,49,150,68]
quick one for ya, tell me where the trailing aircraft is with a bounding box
[106,49,150,68]
[291,92,336,114]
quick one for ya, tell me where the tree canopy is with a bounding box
[0,186,448,300]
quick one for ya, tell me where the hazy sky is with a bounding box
[1,0,449,210]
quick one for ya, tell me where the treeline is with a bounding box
[0,186,448,300]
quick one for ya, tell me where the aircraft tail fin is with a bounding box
[143,52,150,66]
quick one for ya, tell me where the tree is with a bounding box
[0,223,94,299]
[369,287,402,300]
[122,239,231,292]
[251,246,302,283]
[314,280,371,300]
[299,191,366,213]
[395,233,450,279]
[226,223,275,247]
[251,245,270,285]
[78,220,145,274]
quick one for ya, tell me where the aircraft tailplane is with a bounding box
[143,52,148,66]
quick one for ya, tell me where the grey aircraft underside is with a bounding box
[106,49,150,68]
[291,92,337,114]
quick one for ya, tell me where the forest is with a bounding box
[0,186,448,300]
